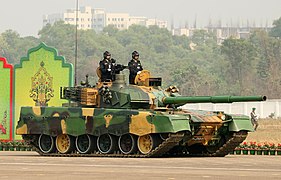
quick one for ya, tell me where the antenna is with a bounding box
[74,0,79,86]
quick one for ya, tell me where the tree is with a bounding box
[191,29,217,47]
[250,31,281,98]
[269,17,281,38]
[0,35,9,57]
[221,38,256,95]
[38,21,76,64]
[102,25,119,37]
[1,30,39,64]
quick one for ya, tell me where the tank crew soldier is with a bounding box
[128,51,143,84]
[99,51,114,82]
[250,107,259,131]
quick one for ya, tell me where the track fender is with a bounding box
[228,115,254,132]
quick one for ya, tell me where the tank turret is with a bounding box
[61,70,266,109]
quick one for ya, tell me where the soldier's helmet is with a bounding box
[103,51,111,59]
[132,51,139,58]
[252,107,256,111]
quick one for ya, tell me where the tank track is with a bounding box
[24,131,247,158]
[25,132,185,158]
[161,131,248,157]
[189,131,248,157]
[209,131,248,157]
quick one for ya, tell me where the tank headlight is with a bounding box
[217,112,226,120]
[220,115,226,120]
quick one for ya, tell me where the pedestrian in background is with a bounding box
[250,107,259,131]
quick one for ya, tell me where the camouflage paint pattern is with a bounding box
[16,106,191,137]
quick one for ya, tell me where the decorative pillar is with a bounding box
[13,43,73,139]
[0,57,13,141]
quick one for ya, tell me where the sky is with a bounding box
[0,0,280,37]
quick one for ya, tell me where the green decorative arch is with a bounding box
[13,42,74,139]
[14,42,73,78]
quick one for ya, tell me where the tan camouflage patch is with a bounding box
[104,114,113,128]
[210,116,223,122]
[83,108,95,125]
[61,119,67,134]
[16,124,27,134]
[202,116,222,122]
[52,113,60,117]
[134,70,150,85]
[187,122,223,146]
[138,86,156,108]
[32,106,41,116]
[147,93,156,109]
[82,108,94,117]
[130,112,156,136]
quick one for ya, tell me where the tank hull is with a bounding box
[16,106,251,157]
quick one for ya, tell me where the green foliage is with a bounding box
[269,17,281,38]
[102,25,119,36]
[249,30,281,97]
[1,17,281,98]
[38,21,76,64]
[0,30,39,64]
[221,38,257,95]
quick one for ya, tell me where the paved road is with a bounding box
[0,151,281,180]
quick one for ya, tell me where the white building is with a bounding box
[146,19,168,28]
[92,8,106,32]
[63,6,92,30]
[43,6,93,30]
[106,13,130,30]
[43,6,168,32]
[43,14,63,26]
[128,16,147,26]
[172,28,191,36]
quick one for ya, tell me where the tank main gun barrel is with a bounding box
[162,95,267,104]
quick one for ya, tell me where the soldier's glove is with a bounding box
[107,68,111,72]
[137,71,141,75]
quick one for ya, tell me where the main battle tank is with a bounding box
[16,68,266,157]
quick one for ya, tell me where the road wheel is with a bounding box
[137,134,158,155]
[55,134,75,154]
[76,134,95,154]
[97,134,116,154]
[38,134,55,154]
[118,134,137,154]
[159,133,169,140]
